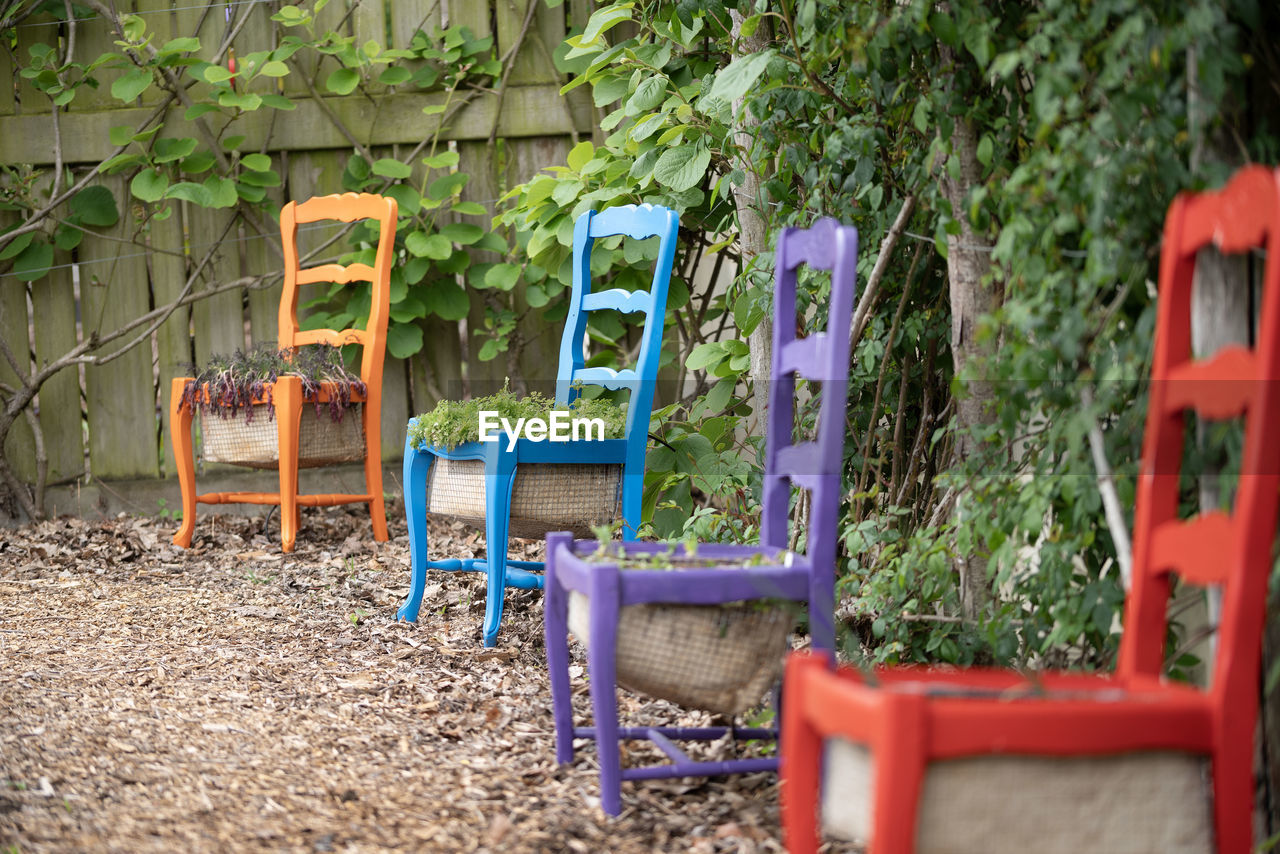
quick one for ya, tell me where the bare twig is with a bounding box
[1082,385,1133,588]
[852,194,916,347]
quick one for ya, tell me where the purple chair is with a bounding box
[544,218,858,815]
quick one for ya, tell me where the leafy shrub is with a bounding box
[408,382,627,451]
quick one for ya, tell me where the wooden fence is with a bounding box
[0,0,595,502]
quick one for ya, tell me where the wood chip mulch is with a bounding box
[0,501,856,853]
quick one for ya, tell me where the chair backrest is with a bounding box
[555,204,680,442]
[760,219,858,648]
[1117,166,1280,712]
[278,192,399,386]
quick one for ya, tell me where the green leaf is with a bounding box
[222,135,246,151]
[426,172,469,202]
[166,182,211,206]
[379,66,412,86]
[154,137,198,163]
[159,37,201,54]
[566,140,595,172]
[180,151,216,174]
[685,342,724,371]
[582,3,633,44]
[484,262,521,291]
[372,158,412,179]
[261,94,296,110]
[0,232,34,261]
[405,231,452,260]
[976,135,994,167]
[219,91,262,111]
[386,322,424,358]
[525,281,549,308]
[13,240,54,281]
[70,186,119,226]
[111,68,152,103]
[653,144,710,193]
[54,223,83,251]
[452,201,486,216]
[259,60,289,77]
[109,125,134,147]
[326,67,360,95]
[439,223,484,245]
[421,103,446,116]
[184,103,222,120]
[626,75,667,114]
[591,74,631,108]
[384,184,422,216]
[131,168,169,203]
[929,12,959,47]
[203,65,234,83]
[241,152,272,172]
[423,280,470,320]
[203,174,238,208]
[708,50,773,108]
[422,151,460,169]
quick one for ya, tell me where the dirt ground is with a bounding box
[0,501,851,853]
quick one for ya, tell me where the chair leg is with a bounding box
[588,566,624,816]
[397,442,433,622]
[169,378,198,548]
[870,693,926,854]
[363,393,388,541]
[1212,729,1253,854]
[480,459,518,648]
[276,377,303,553]
[545,532,576,765]
[780,653,826,854]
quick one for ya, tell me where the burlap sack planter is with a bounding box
[424,457,622,539]
[200,403,366,470]
[567,583,792,717]
[821,738,1213,853]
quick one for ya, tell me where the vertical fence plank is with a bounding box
[506,136,570,394]
[187,205,247,370]
[0,21,14,116]
[71,0,130,111]
[447,0,490,39]
[389,0,440,49]
[28,248,85,485]
[79,176,161,480]
[149,202,192,478]
[496,0,564,86]
[0,260,37,485]
[456,140,505,398]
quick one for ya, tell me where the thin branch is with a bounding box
[852,194,916,346]
[1082,385,1133,588]
[488,0,539,149]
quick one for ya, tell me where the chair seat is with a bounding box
[823,740,1212,853]
[201,401,366,469]
[567,590,792,716]
[425,456,621,539]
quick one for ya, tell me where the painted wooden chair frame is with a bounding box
[780,165,1280,854]
[544,218,858,815]
[396,204,679,647]
[170,193,397,552]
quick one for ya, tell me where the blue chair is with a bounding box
[396,204,680,647]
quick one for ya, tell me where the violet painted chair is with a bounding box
[544,218,857,815]
[396,204,679,647]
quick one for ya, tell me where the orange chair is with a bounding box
[781,165,1280,853]
[170,193,398,552]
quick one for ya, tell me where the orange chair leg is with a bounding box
[170,377,198,548]
[364,391,387,541]
[870,693,926,854]
[276,376,303,553]
[780,653,826,854]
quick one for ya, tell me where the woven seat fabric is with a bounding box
[200,403,365,469]
[822,739,1213,854]
[567,590,792,716]
[425,457,622,539]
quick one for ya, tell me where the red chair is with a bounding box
[781,165,1280,854]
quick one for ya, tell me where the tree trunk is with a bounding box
[728,10,772,433]
[937,54,1003,623]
